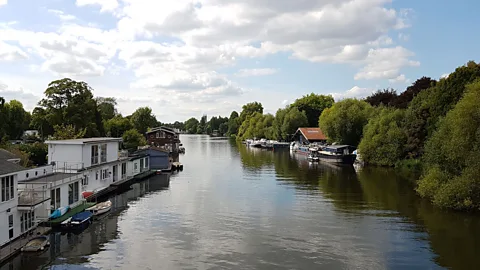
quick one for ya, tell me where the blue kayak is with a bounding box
[49,206,69,219]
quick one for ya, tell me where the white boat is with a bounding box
[86,200,112,216]
[21,236,50,252]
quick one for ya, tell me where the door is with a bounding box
[113,165,118,182]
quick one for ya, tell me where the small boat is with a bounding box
[67,211,93,229]
[82,186,108,199]
[49,206,69,219]
[21,236,50,252]
[86,200,112,216]
[60,217,72,228]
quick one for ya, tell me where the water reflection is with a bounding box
[1,174,170,270]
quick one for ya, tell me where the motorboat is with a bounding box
[317,145,357,165]
[21,236,50,252]
[65,211,93,230]
[86,200,112,216]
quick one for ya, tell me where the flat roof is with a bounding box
[45,137,122,145]
[19,172,80,184]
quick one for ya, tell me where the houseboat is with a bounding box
[317,145,357,165]
[290,128,327,155]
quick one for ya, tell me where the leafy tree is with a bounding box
[184,117,199,134]
[0,99,30,140]
[365,88,398,107]
[51,124,87,140]
[219,122,228,135]
[19,143,48,166]
[392,77,436,109]
[130,107,157,135]
[290,93,334,127]
[105,116,133,137]
[272,107,289,140]
[240,102,263,122]
[38,78,101,137]
[358,108,407,166]
[319,99,373,146]
[96,97,117,121]
[122,129,147,150]
[417,81,480,210]
[30,107,54,139]
[281,107,308,139]
[198,115,207,134]
[227,111,240,135]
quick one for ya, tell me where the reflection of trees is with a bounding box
[357,167,480,270]
[237,143,275,171]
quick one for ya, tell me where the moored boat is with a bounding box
[21,236,50,252]
[86,200,112,216]
[49,206,69,219]
[317,145,357,165]
[66,211,93,229]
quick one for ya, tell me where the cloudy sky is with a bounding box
[0,0,476,122]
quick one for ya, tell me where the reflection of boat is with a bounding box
[21,236,50,252]
[87,200,112,216]
[49,206,69,219]
[318,145,357,165]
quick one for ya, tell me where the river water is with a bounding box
[3,135,480,270]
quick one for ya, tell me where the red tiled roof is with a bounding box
[298,127,327,141]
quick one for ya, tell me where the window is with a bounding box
[134,163,138,171]
[91,145,99,165]
[96,170,99,180]
[100,144,107,163]
[68,182,79,204]
[100,169,108,180]
[1,175,14,202]
[21,211,35,233]
[8,214,13,239]
[144,157,149,168]
[121,163,127,179]
[140,159,144,171]
[82,175,89,186]
[156,132,159,138]
[50,188,61,212]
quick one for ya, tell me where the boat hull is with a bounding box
[318,154,357,165]
[21,236,49,252]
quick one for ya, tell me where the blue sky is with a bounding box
[0,0,477,122]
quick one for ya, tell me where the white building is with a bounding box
[45,137,130,197]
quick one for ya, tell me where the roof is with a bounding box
[19,172,80,184]
[297,128,327,141]
[0,148,19,160]
[146,126,177,135]
[45,137,122,145]
[0,159,25,176]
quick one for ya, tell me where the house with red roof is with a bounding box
[292,127,328,145]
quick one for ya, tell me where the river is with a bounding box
[2,135,480,270]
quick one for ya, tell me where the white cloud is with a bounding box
[389,74,407,83]
[0,41,28,61]
[235,68,278,77]
[330,86,374,101]
[354,46,420,80]
[0,80,42,111]
[47,9,76,21]
[0,0,6,7]
[76,0,119,13]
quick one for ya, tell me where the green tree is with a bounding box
[227,111,240,135]
[364,88,398,107]
[417,81,480,210]
[290,93,334,127]
[319,99,373,146]
[239,102,263,122]
[198,115,207,134]
[30,107,54,139]
[38,78,101,137]
[19,143,48,166]
[0,97,6,140]
[96,97,117,121]
[130,107,157,135]
[392,77,436,109]
[184,117,199,134]
[105,116,133,137]
[122,129,147,150]
[281,107,308,139]
[51,124,87,140]
[272,107,289,140]
[358,108,407,166]
[3,100,30,140]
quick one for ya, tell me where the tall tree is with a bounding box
[290,93,334,127]
[0,97,6,140]
[319,99,373,146]
[272,107,289,140]
[96,97,118,121]
[38,78,101,137]
[184,117,199,134]
[364,88,398,107]
[30,107,54,139]
[239,102,263,122]
[281,107,308,139]
[3,100,30,140]
[130,107,157,135]
[105,116,133,137]
[227,111,240,135]
[51,124,87,140]
[122,129,147,150]
[198,115,207,134]
[392,77,436,109]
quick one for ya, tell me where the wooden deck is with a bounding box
[0,226,51,264]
